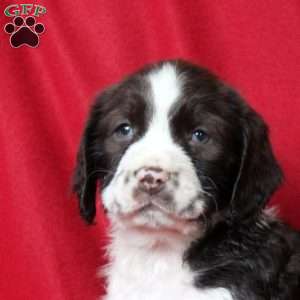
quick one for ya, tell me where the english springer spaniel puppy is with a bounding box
[73,60,300,300]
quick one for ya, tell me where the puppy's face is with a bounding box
[73,60,282,235]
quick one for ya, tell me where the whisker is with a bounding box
[204,191,219,213]
[199,175,219,191]
[201,212,209,232]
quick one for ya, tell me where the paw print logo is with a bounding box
[4,16,45,48]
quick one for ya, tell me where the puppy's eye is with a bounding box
[192,129,209,143]
[114,123,134,140]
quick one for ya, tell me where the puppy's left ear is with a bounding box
[231,104,283,219]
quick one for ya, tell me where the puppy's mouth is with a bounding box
[119,196,201,223]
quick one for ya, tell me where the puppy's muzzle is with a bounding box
[136,167,169,195]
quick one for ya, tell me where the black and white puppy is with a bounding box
[73,60,300,300]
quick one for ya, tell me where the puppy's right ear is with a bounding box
[72,119,98,224]
[72,85,119,223]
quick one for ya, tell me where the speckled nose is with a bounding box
[136,167,169,195]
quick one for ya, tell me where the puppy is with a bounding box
[73,60,300,300]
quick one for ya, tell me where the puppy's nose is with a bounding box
[136,167,169,194]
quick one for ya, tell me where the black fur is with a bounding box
[73,59,300,299]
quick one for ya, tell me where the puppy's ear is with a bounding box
[72,91,109,224]
[72,85,119,224]
[231,105,283,219]
[72,121,98,224]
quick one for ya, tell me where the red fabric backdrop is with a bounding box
[1,1,299,299]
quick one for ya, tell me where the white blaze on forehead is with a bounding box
[148,63,181,122]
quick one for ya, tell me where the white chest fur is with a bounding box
[103,227,233,300]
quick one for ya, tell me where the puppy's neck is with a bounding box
[103,223,212,300]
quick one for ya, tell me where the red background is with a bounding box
[1,1,299,299]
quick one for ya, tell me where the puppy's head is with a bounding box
[73,60,282,235]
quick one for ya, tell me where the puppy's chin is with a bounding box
[109,203,204,237]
